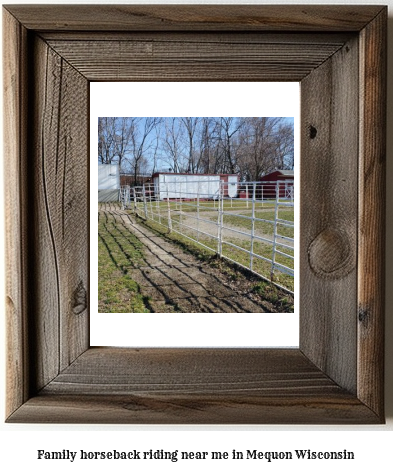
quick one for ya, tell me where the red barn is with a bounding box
[259,169,294,199]
[120,173,152,187]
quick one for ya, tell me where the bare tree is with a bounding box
[212,117,244,174]
[162,117,185,172]
[114,117,135,172]
[150,122,162,174]
[239,117,281,180]
[128,117,162,184]
[181,117,200,173]
[98,117,134,172]
[98,117,117,164]
[98,116,294,181]
[274,121,294,169]
[197,117,215,173]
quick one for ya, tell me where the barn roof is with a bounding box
[261,169,294,180]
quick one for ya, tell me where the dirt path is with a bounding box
[99,204,277,313]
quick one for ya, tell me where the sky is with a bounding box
[99,116,295,174]
[93,82,300,175]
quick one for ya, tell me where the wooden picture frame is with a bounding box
[3,5,386,424]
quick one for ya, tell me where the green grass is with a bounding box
[136,213,294,293]
[221,208,294,238]
[251,281,294,312]
[220,239,294,292]
[136,198,276,214]
[142,201,294,239]
[98,213,150,313]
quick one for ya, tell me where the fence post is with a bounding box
[270,181,280,280]
[261,182,264,208]
[149,183,154,220]
[197,181,200,242]
[132,187,137,212]
[217,181,224,257]
[142,184,148,219]
[166,184,172,232]
[155,183,161,224]
[179,181,183,233]
[250,182,256,272]
[120,185,130,210]
[120,186,124,210]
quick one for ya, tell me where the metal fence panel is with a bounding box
[128,178,294,293]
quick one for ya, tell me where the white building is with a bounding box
[98,163,120,202]
[98,163,120,190]
[152,172,238,200]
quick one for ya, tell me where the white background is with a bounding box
[1,1,392,473]
[90,82,300,347]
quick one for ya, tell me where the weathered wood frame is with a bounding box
[3,5,386,424]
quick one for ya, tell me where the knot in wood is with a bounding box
[308,228,354,279]
[358,306,370,326]
[73,281,87,315]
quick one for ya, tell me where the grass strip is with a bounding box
[98,212,150,313]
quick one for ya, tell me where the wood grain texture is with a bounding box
[28,36,89,391]
[3,5,384,32]
[40,31,354,44]
[7,348,380,424]
[3,5,386,424]
[42,348,341,395]
[3,9,30,418]
[358,9,386,417]
[45,37,348,82]
[9,392,379,425]
[300,36,359,394]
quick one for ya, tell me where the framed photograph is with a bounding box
[91,82,300,347]
[3,5,386,423]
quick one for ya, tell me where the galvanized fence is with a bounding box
[122,178,294,292]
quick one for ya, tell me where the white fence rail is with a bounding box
[123,179,294,292]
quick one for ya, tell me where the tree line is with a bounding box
[98,117,294,184]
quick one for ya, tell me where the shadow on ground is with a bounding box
[98,203,288,313]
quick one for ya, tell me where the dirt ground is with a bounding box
[99,204,290,313]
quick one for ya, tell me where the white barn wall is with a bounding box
[157,174,221,200]
[98,163,120,190]
[154,173,238,200]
